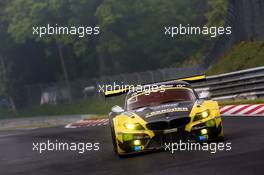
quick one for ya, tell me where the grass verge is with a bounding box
[207,41,264,75]
[219,99,264,106]
[0,96,124,119]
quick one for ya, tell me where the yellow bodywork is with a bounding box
[107,76,223,155]
[111,99,223,154]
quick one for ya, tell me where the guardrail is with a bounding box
[22,66,264,106]
[192,66,264,101]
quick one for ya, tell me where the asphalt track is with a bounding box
[1,117,264,175]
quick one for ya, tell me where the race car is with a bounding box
[107,77,224,155]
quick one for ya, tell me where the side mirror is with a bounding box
[111,105,125,114]
[199,91,211,100]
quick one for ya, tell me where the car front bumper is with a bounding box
[117,119,223,154]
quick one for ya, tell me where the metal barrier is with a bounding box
[25,66,203,106]
[193,66,264,101]
[23,66,264,106]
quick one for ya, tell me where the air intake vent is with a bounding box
[146,121,168,130]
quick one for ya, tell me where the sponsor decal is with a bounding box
[145,107,189,118]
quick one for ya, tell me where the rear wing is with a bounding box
[104,87,131,97]
[104,74,206,97]
[178,75,206,83]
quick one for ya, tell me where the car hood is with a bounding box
[131,101,195,122]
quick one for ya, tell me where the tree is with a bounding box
[95,0,203,74]
[0,0,214,105]
[206,0,228,26]
[6,0,80,103]
[0,0,17,111]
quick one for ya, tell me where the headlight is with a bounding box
[193,110,210,121]
[124,123,144,130]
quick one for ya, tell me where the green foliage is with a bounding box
[95,0,203,73]
[0,0,230,109]
[0,1,12,96]
[206,0,228,26]
[7,0,71,44]
[0,59,8,95]
[207,41,264,75]
[3,0,210,79]
[185,0,228,67]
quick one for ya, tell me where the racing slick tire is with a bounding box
[109,118,117,153]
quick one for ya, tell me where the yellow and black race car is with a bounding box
[107,77,224,156]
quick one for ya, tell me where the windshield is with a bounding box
[126,88,196,110]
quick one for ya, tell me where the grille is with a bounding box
[146,121,168,130]
[146,117,190,131]
[170,117,191,128]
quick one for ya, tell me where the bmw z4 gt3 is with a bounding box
[108,81,224,155]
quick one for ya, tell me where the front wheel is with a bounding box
[109,119,117,153]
